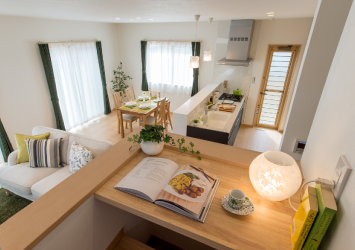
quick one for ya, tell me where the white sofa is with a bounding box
[0,126,113,201]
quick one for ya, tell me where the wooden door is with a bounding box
[254,45,300,129]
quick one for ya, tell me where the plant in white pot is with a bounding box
[128,125,201,159]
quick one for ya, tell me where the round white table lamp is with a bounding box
[249,150,302,201]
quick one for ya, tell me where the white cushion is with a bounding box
[122,114,138,121]
[32,126,72,165]
[67,135,112,163]
[0,162,60,195]
[69,142,93,173]
[31,165,71,199]
[139,116,156,125]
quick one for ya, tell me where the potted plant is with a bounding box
[112,62,132,94]
[193,119,199,126]
[128,125,201,160]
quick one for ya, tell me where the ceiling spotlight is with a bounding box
[267,12,274,14]
[115,18,120,20]
[136,17,141,19]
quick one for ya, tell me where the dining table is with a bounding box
[117,96,160,138]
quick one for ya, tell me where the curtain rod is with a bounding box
[142,40,202,42]
[38,40,100,44]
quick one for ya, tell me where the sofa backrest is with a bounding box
[32,126,113,165]
[32,126,72,164]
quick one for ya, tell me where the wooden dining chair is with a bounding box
[165,98,173,130]
[150,91,161,99]
[125,86,136,102]
[139,98,166,127]
[112,91,139,133]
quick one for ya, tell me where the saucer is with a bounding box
[221,194,255,215]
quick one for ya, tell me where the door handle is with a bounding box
[260,92,265,95]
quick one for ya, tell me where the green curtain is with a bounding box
[38,44,66,131]
[95,41,111,115]
[141,41,149,91]
[191,42,201,96]
[0,118,14,162]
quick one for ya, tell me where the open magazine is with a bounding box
[114,157,219,223]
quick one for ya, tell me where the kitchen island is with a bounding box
[187,97,244,145]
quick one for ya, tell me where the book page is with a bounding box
[114,157,179,201]
[156,165,218,215]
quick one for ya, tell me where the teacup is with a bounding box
[228,189,251,210]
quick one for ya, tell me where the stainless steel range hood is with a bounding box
[217,19,254,66]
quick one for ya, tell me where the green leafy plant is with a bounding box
[112,62,132,93]
[193,119,199,123]
[128,125,201,160]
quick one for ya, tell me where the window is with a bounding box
[146,41,193,95]
[49,42,104,130]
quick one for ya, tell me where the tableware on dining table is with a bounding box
[222,194,255,215]
[138,96,150,101]
[125,101,137,107]
[227,189,252,210]
[153,98,163,103]
[139,103,151,110]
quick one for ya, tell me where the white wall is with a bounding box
[115,22,218,111]
[280,0,353,160]
[0,15,119,149]
[300,0,355,248]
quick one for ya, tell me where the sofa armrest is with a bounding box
[7,150,18,166]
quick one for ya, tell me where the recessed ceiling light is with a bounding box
[136,17,141,19]
[267,12,274,14]
[149,19,154,20]
[115,18,120,20]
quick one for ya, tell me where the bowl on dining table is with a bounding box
[138,96,150,101]
[125,101,137,107]
[139,103,151,110]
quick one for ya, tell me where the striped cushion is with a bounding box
[25,138,63,168]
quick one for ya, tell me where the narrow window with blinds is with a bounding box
[255,45,300,129]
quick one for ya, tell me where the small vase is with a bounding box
[193,122,199,126]
[141,141,164,155]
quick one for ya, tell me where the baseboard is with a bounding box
[241,124,253,128]
[106,227,124,250]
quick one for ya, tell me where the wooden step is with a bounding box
[115,235,154,250]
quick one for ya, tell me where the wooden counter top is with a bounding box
[0,129,300,250]
[96,135,301,250]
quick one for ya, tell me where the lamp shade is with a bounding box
[190,56,199,68]
[249,150,302,201]
[203,51,212,61]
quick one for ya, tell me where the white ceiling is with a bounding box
[0,0,318,23]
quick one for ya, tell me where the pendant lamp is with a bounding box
[203,18,213,61]
[190,15,200,68]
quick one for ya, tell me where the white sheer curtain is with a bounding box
[49,42,104,130]
[146,41,193,95]
[0,148,4,162]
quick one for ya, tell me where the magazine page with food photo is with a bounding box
[155,165,217,216]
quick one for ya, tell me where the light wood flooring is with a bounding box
[69,111,173,145]
[233,126,283,152]
[69,112,282,154]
